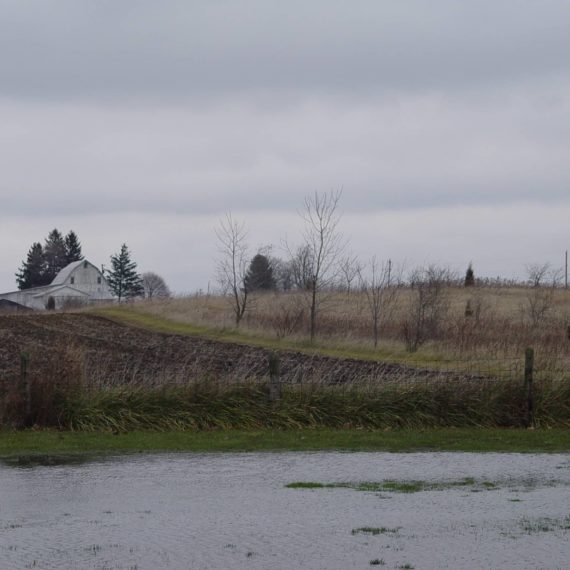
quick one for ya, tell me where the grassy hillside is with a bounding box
[93,285,570,376]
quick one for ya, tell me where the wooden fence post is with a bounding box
[524,347,534,428]
[20,352,31,424]
[268,351,281,402]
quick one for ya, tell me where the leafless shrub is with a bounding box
[338,253,362,298]
[289,245,314,290]
[359,257,401,348]
[526,263,552,288]
[142,271,171,299]
[268,299,306,339]
[521,263,561,327]
[403,265,453,352]
[215,213,250,326]
[1,345,84,428]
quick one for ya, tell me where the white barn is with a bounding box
[0,260,114,310]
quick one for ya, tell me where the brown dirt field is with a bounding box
[0,313,486,388]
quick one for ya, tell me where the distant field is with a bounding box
[99,286,570,373]
[2,286,569,433]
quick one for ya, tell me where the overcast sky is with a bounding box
[1,1,569,292]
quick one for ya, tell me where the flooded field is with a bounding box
[0,451,569,569]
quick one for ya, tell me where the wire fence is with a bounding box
[3,345,569,430]
[3,330,570,393]
[39,346,567,390]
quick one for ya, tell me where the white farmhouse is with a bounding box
[0,260,114,310]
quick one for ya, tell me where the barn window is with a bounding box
[70,277,75,284]
[97,277,102,284]
[84,261,88,269]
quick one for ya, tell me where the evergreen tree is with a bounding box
[43,229,68,282]
[106,244,144,302]
[244,254,276,291]
[15,229,85,289]
[464,263,475,287]
[16,242,49,290]
[65,230,84,264]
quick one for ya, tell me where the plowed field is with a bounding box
[0,313,474,387]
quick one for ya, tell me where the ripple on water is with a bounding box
[0,452,569,570]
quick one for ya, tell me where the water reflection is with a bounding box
[0,452,569,569]
[0,453,100,468]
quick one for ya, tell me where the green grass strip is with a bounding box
[1,428,570,460]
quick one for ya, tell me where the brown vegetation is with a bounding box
[132,285,570,368]
[1,305,568,430]
[0,313,489,390]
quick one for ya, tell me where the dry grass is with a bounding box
[2,312,570,431]
[119,287,570,372]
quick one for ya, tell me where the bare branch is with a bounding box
[403,264,453,352]
[142,272,171,299]
[291,189,346,341]
[359,257,401,348]
[215,213,250,326]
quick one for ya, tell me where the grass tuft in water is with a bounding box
[352,527,400,536]
[287,477,486,493]
[520,516,570,533]
[286,482,332,489]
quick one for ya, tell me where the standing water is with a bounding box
[0,452,569,569]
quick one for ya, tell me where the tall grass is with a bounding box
[2,331,569,433]
[41,377,570,431]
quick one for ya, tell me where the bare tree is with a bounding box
[271,256,294,291]
[359,257,400,348]
[522,263,561,327]
[402,265,453,352]
[289,189,346,342]
[215,213,250,326]
[525,263,552,288]
[339,253,362,298]
[142,272,171,299]
[290,245,314,290]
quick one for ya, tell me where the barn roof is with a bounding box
[0,299,33,311]
[31,285,90,298]
[51,260,100,285]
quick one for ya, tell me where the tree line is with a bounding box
[215,191,346,341]
[216,189,567,352]
[16,229,83,289]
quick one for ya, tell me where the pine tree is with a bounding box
[65,230,84,264]
[43,229,68,282]
[244,254,276,291]
[16,242,49,290]
[106,244,144,302]
[464,263,475,287]
[15,229,85,290]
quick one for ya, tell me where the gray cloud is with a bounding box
[1,84,569,217]
[1,1,570,101]
[1,1,569,292]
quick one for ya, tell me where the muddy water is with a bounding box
[0,452,569,569]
